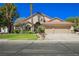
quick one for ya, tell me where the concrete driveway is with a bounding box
[45,33,79,41]
[0,33,79,56]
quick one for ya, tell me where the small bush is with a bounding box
[28,31,35,34]
[22,30,35,34]
[12,29,20,34]
[73,25,79,32]
[12,29,35,34]
[37,25,45,33]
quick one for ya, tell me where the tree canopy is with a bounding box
[65,17,79,23]
[0,3,19,33]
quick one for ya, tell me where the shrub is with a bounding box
[37,25,45,33]
[22,30,35,34]
[12,29,20,33]
[12,29,35,34]
[28,31,35,34]
[73,25,79,32]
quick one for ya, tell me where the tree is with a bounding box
[65,17,75,23]
[34,22,41,33]
[0,3,19,33]
[0,14,6,27]
[0,13,8,32]
[65,17,79,26]
[37,25,45,33]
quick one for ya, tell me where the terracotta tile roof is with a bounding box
[43,19,73,25]
[16,19,29,24]
[47,20,52,22]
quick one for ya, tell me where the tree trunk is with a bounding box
[8,23,13,33]
[0,27,1,32]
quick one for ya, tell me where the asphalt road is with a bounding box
[0,33,79,56]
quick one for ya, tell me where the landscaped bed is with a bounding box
[0,34,38,40]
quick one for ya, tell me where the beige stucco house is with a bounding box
[14,12,74,33]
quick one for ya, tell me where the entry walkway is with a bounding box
[0,33,79,56]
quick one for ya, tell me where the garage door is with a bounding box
[45,29,71,34]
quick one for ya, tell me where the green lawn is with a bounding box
[0,34,38,40]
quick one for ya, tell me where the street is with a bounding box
[0,33,79,56]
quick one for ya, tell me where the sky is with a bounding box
[0,3,79,20]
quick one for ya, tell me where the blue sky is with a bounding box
[0,3,79,20]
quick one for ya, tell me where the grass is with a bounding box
[0,34,38,40]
